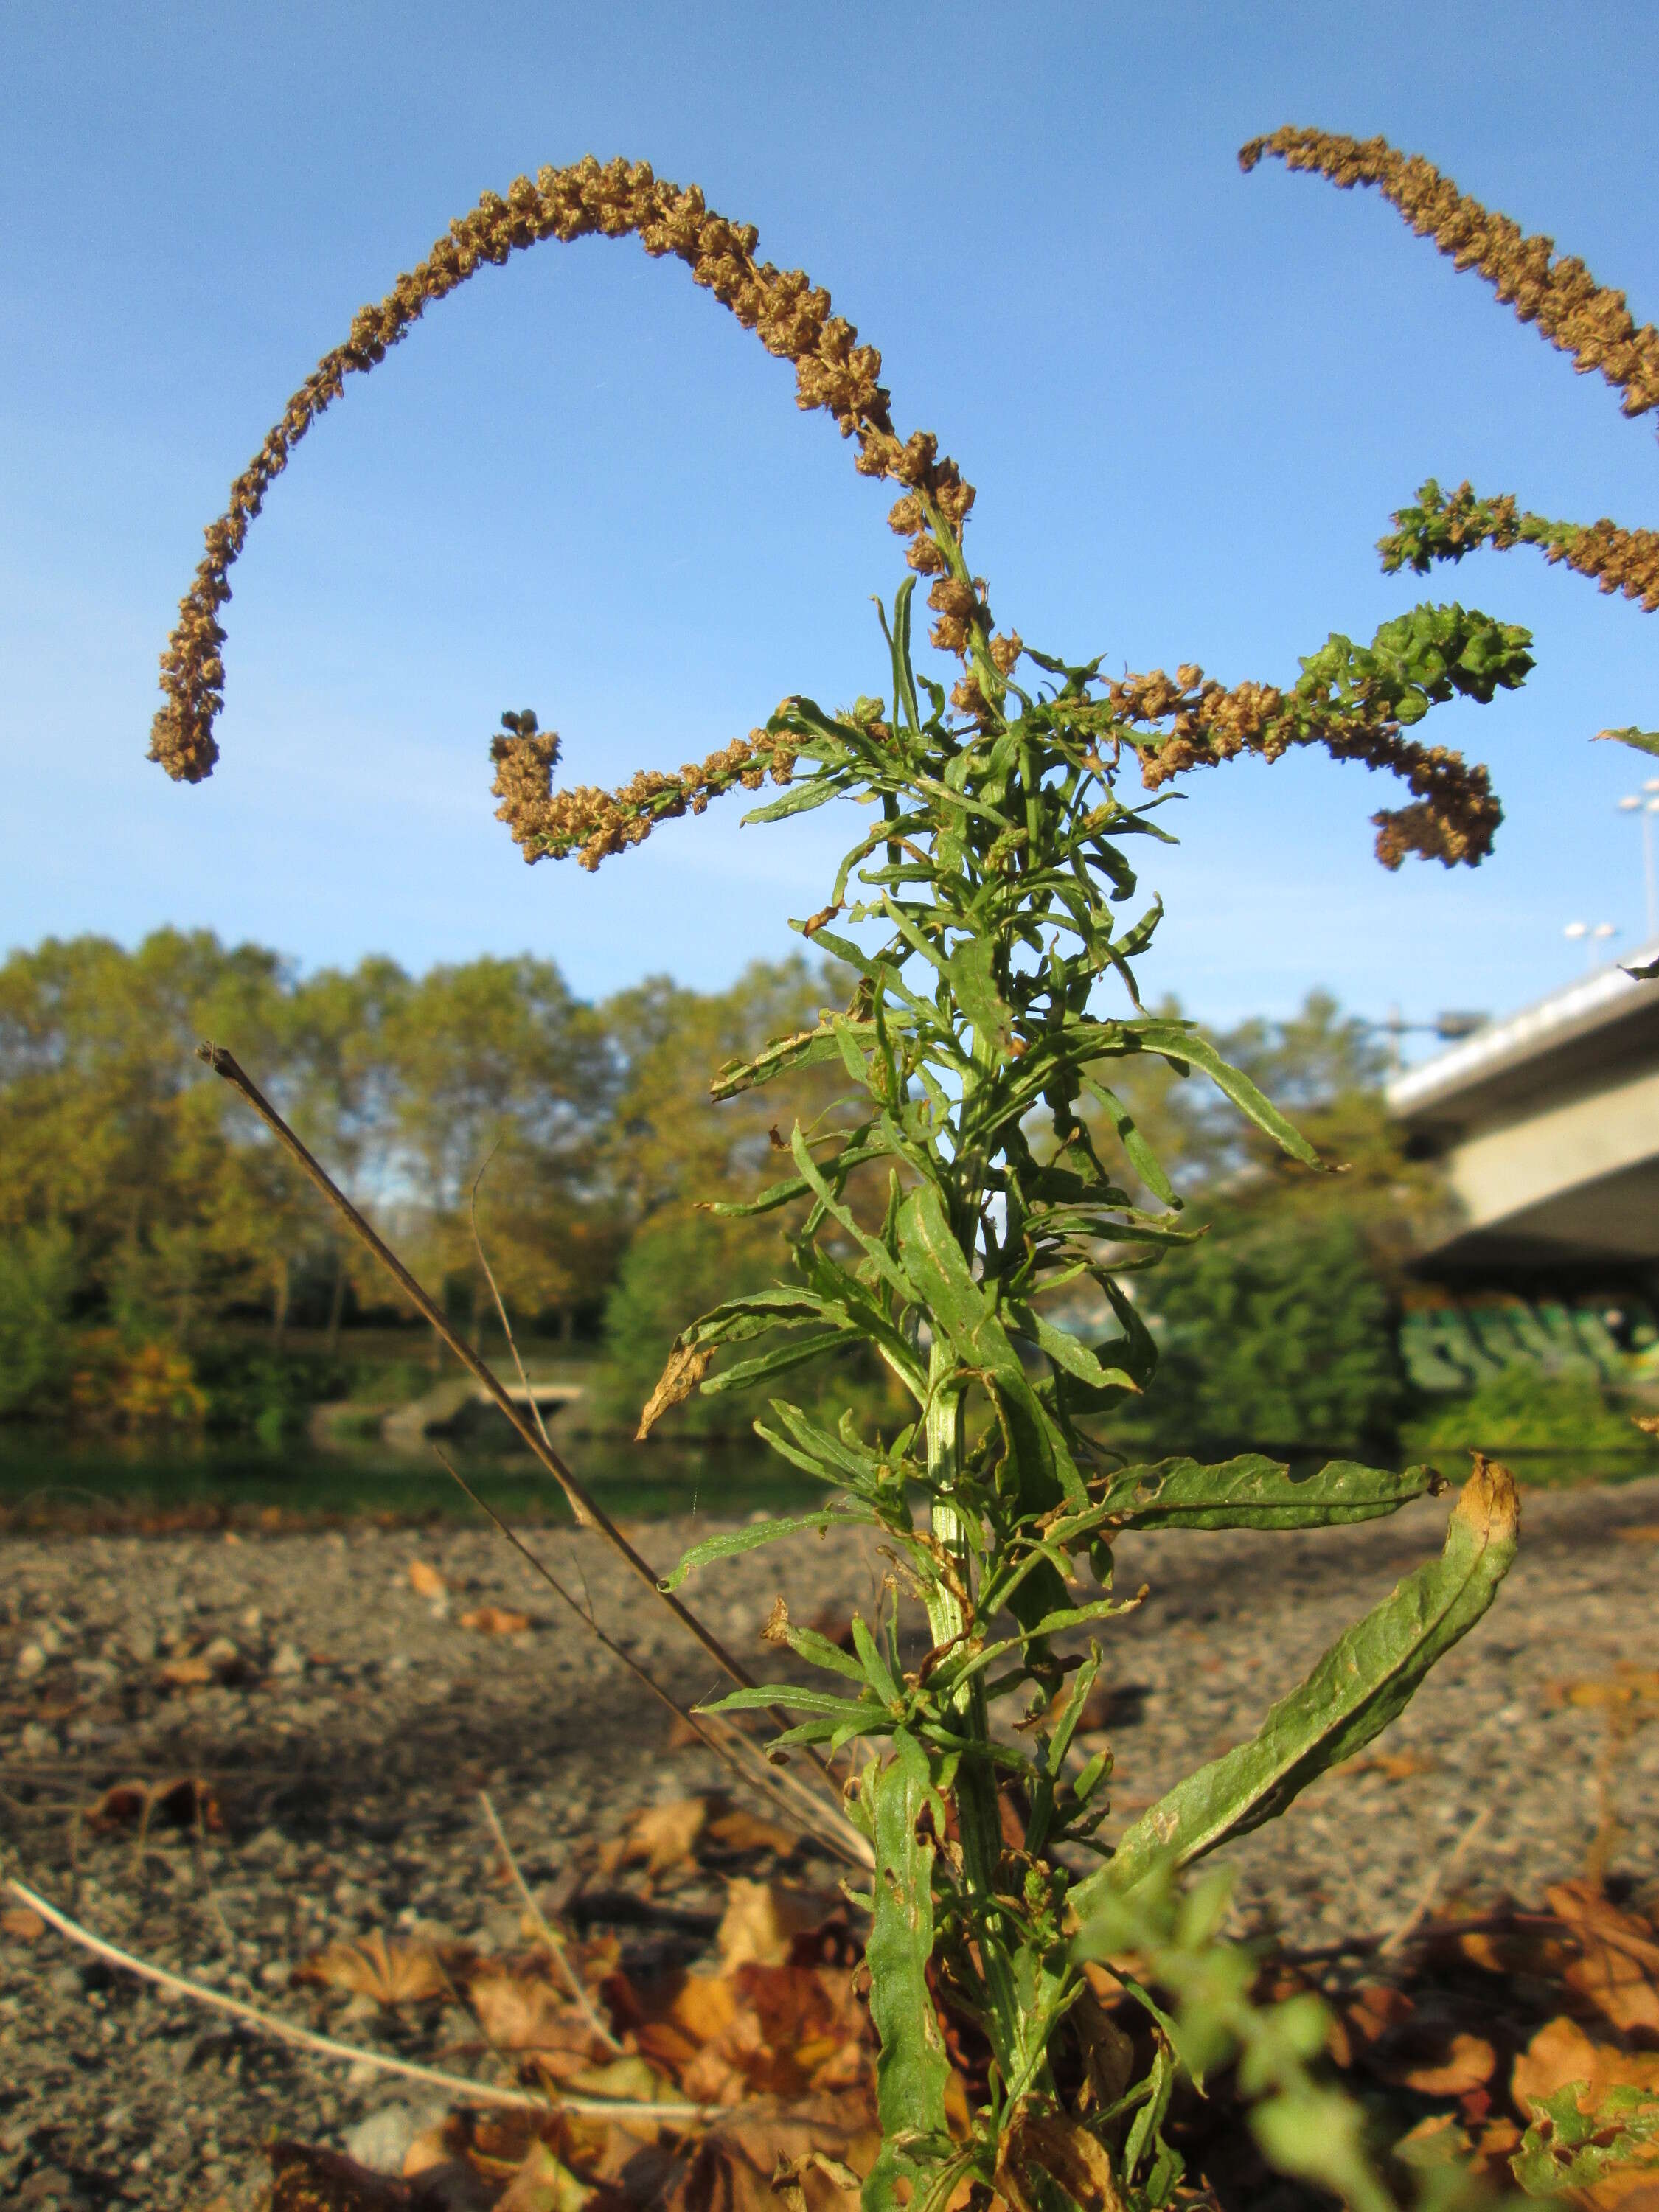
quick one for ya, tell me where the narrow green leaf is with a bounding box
[897,1185,1087,1511]
[863,1731,953,2212]
[1083,1077,1178,1206]
[1074,1460,1519,1903]
[741,774,844,824]
[710,1020,874,1101]
[657,1509,853,1592]
[1134,1022,1321,1167]
[889,577,922,738]
[945,932,1014,1056]
[1596,725,1659,759]
[1096,1455,1444,1531]
[754,1399,894,1498]
[699,1328,849,1394]
[1008,1299,1140,1397]
[852,1613,904,1707]
[703,1682,881,1722]
[790,1123,911,1301]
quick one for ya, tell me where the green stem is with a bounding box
[922,1339,1028,2094]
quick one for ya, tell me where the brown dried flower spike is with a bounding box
[148,157,982,787]
[1239,126,1659,429]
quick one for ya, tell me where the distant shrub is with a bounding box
[599,1211,776,1438]
[0,1225,77,1415]
[69,1331,206,1429]
[1403,1363,1654,1477]
[1118,1213,1405,1461]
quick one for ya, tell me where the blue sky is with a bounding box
[4,1,1656,1040]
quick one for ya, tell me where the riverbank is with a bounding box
[3,1477,1657,2206]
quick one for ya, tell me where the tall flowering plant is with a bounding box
[151,129,1659,2208]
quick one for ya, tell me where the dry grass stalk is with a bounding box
[4,1875,717,2122]
[477,1790,621,2054]
[195,1044,757,1698]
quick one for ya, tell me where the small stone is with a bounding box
[270,1641,306,1677]
[15,1644,45,1680]
[21,1723,56,1758]
[343,2101,446,2174]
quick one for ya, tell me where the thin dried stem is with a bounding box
[195,1042,765,1704]
[469,1150,555,1455]
[1376,1804,1492,1958]
[4,1875,717,2122]
[477,1790,621,2052]
[433,1447,871,1869]
[192,1789,237,1958]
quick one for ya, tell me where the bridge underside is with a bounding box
[1419,1154,1659,1284]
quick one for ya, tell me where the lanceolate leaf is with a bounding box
[897,1184,1087,1513]
[1096,1454,1445,1530]
[741,773,845,824]
[1132,1023,1322,1167]
[863,1732,954,2212]
[1074,1458,1519,1903]
[657,1509,860,1592]
[1596,725,1659,759]
[1007,1300,1141,1397]
[945,932,1014,1057]
[710,1020,876,1101]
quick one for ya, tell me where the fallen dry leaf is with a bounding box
[494,2137,596,2212]
[1551,1666,1659,1717]
[1339,1750,1437,1782]
[1398,2030,1498,2097]
[158,1654,216,1688]
[717,1880,835,1971]
[1512,2014,1659,2118]
[660,2096,877,2212]
[1547,1879,1659,2035]
[564,2053,675,2102]
[1,1906,45,1942]
[459,1606,532,1635]
[998,2102,1125,2212]
[603,1797,709,1880]
[467,1962,596,2055]
[707,1808,799,1859]
[407,1559,447,1599]
[1456,1922,1573,1981]
[294,1929,451,2008]
[84,1775,218,1832]
[270,2139,447,2210]
[1615,1524,1659,1543]
[1340,1983,1497,2094]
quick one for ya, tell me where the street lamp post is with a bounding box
[1564,920,1619,971]
[1616,778,1659,942]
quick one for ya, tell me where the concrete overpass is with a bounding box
[1386,945,1659,1284]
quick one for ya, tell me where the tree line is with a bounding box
[0,928,1448,1448]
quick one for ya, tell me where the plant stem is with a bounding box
[922,1340,1026,2092]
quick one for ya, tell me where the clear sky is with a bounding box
[3,1,1655,1039]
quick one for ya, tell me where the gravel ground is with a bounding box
[2,1475,1657,2209]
